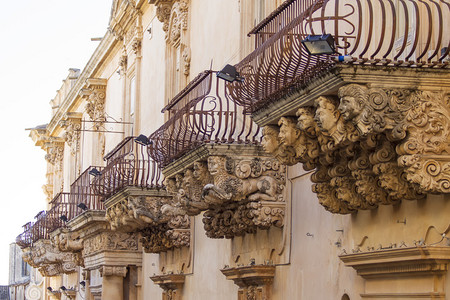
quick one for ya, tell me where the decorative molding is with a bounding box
[100,266,128,277]
[262,84,449,214]
[80,78,107,131]
[22,240,81,277]
[60,112,82,156]
[340,246,450,298]
[150,273,185,300]
[44,139,65,170]
[82,232,139,256]
[163,154,286,239]
[221,265,275,300]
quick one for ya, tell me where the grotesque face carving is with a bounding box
[278,117,300,146]
[193,161,209,183]
[337,84,367,120]
[314,96,339,133]
[261,126,280,154]
[207,156,222,176]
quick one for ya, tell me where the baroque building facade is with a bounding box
[15,0,449,299]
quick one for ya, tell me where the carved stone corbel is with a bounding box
[221,265,275,300]
[79,78,107,131]
[59,112,82,156]
[263,83,447,214]
[150,273,185,300]
[23,240,80,277]
[396,91,450,193]
[44,139,65,170]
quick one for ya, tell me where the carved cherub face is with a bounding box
[207,156,223,176]
[261,126,280,153]
[314,96,339,132]
[278,117,300,146]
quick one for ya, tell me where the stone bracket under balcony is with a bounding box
[260,65,450,214]
[161,144,287,239]
[221,264,276,300]
[22,239,81,277]
[340,246,450,299]
[104,186,191,254]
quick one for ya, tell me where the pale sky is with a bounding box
[0,0,112,284]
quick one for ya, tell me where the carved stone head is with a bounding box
[278,117,300,146]
[296,106,316,133]
[193,161,210,183]
[314,96,340,133]
[337,84,368,121]
[207,156,225,176]
[261,125,281,154]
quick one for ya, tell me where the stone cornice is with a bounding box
[252,65,450,126]
[340,246,450,298]
[46,31,117,136]
[340,246,450,275]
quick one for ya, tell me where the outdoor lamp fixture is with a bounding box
[77,203,88,211]
[134,134,152,146]
[59,215,68,222]
[79,281,86,287]
[47,287,53,292]
[88,167,102,177]
[301,34,335,55]
[60,286,67,291]
[216,64,244,83]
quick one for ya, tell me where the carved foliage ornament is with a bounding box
[262,85,449,214]
[81,81,107,131]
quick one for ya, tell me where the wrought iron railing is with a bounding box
[16,166,106,248]
[149,70,260,167]
[91,137,163,199]
[16,222,33,248]
[70,166,104,212]
[248,0,318,48]
[228,0,449,113]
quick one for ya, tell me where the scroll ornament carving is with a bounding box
[62,119,81,156]
[140,224,179,253]
[167,0,189,44]
[201,156,285,239]
[83,86,106,131]
[163,156,286,239]
[45,144,64,169]
[262,85,449,214]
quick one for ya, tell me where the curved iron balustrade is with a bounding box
[228,0,449,113]
[91,137,163,199]
[16,166,105,248]
[149,70,261,168]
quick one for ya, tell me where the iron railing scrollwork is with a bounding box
[91,137,163,199]
[149,70,261,167]
[228,0,449,113]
